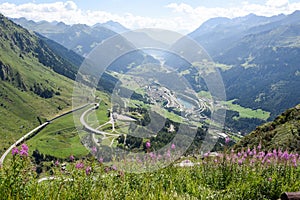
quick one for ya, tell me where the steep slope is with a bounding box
[46,24,117,57]
[235,104,300,153]
[12,18,118,57]
[0,13,77,154]
[189,11,300,123]
[218,12,300,118]
[189,14,285,57]
[36,33,84,67]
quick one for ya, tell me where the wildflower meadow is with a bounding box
[1,142,300,199]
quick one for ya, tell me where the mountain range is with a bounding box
[0,13,162,154]
[0,13,84,153]
[12,18,128,57]
[189,11,300,124]
[0,10,299,154]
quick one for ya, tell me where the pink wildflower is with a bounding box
[273,149,277,157]
[20,149,28,157]
[292,158,297,167]
[257,143,261,150]
[238,159,243,166]
[204,152,210,157]
[105,167,110,173]
[247,148,251,155]
[21,144,29,152]
[19,143,29,156]
[252,148,257,156]
[92,146,97,153]
[85,166,92,175]
[268,177,272,182]
[70,155,75,162]
[76,162,84,169]
[278,149,283,157]
[12,147,19,156]
[225,136,230,144]
[171,143,176,150]
[145,141,151,149]
[281,150,289,160]
[149,152,156,160]
[166,150,171,158]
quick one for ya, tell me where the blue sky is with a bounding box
[1,0,300,33]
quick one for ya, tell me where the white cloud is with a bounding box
[0,2,82,23]
[0,1,179,31]
[0,1,300,33]
[166,1,300,32]
[64,1,77,10]
[266,0,289,8]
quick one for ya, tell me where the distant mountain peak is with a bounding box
[103,20,121,26]
[288,10,300,19]
[291,10,300,15]
[93,20,129,33]
[245,13,257,17]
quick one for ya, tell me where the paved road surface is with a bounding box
[0,104,90,166]
[0,122,49,166]
[79,104,120,137]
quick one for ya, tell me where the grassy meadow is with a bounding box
[1,143,300,200]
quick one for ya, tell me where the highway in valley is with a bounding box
[0,122,49,166]
[0,104,90,166]
[79,104,121,137]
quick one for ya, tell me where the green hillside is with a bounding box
[235,104,300,153]
[12,18,117,57]
[0,14,77,154]
[188,12,300,134]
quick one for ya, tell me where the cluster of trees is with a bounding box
[223,110,266,135]
[235,104,300,153]
[30,83,54,98]
[115,115,231,155]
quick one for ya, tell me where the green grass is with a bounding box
[84,100,110,129]
[223,100,270,120]
[0,14,78,154]
[128,100,148,109]
[198,90,213,99]
[99,123,113,131]
[2,146,300,200]
[95,101,110,124]
[101,136,116,146]
[24,90,114,159]
[27,111,89,159]
[235,104,300,153]
[0,74,74,155]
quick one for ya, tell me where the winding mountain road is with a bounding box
[80,104,120,137]
[0,122,49,166]
[0,104,90,166]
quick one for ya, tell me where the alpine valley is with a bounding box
[0,7,300,199]
[0,10,299,157]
